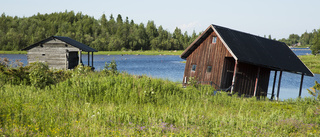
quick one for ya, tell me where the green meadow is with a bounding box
[0,61,320,136]
[299,55,320,74]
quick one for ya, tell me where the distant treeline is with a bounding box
[276,29,320,55]
[1,11,320,53]
[277,32,317,47]
[0,11,199,51]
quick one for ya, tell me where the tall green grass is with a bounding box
[299,55,320,74]
[1,68,320,136]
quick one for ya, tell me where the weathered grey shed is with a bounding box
[22,36,98,69]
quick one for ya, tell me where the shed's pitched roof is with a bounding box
[22,36,98,52]
[181,24,313,76]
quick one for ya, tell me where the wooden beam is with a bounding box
[65,51,68,70]
[299,74,305,98]
[88,52,90,66]
[78,50,82,65]
[271,71,277,100]
[276,71,283,101]
[231,60,238,93]
[91,52,94,67]
[253,67,260,96]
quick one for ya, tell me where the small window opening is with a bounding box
[212,36,217,43]
[206,66,212,73]
[191,64,197,72]
[65,44,68,47]
[42,54,45,56]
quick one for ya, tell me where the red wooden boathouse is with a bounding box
[181,24,313,99]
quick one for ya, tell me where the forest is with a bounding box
[0,11,198,51]
[0,11,320,54]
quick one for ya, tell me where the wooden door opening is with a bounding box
[68,51,79,69]
[220,57,235,90]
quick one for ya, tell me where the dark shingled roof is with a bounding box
[22,36,98,52]
[181,24,313,76]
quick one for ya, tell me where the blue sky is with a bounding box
[1,0,320,39]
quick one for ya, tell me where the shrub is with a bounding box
[0,58,30,85]
[187,77,199,88]
[308,81,320,100]
[28,62,53,89]
[72,64,93,77]
[103,60,118,75]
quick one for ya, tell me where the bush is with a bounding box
[308,81,320,100]
[0,58,30,85]
[28,62,54,89]
[72,64,93,77]
[187,77,199,88]
[103,60,118,75]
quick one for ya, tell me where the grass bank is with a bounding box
[299,55,320,74]
[95,50,183,55]
[0,50,27,54]
[0,50,183,56]
[1,65,320,136]
[1,50,320,74]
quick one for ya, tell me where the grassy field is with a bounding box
[299,55,320,74]
[0,64,320,136]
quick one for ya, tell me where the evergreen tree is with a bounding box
[311,29,320,55]
[0,11,200,51]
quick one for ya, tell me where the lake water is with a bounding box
[0,49,319,100]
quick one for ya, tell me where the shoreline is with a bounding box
[1,50,319,74]
[0,50,183,56]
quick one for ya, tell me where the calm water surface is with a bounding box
[0,49,318,100]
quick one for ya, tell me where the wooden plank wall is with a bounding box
[27,39,79,69]
[234,63,270,97]
[183,30,271,97]
[183,31,233,89]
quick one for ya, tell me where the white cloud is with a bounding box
[179,22,200,30]
[178,21,202,34]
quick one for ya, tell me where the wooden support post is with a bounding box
[271,71,277,100]
[88,52,90,66]
[79,50,82,65]
[276,71,283,101]
[299,74,305,98]
[91,52,94,67]
[231,60,238,94]
[65,52,68,70]
[253,67,260,96]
